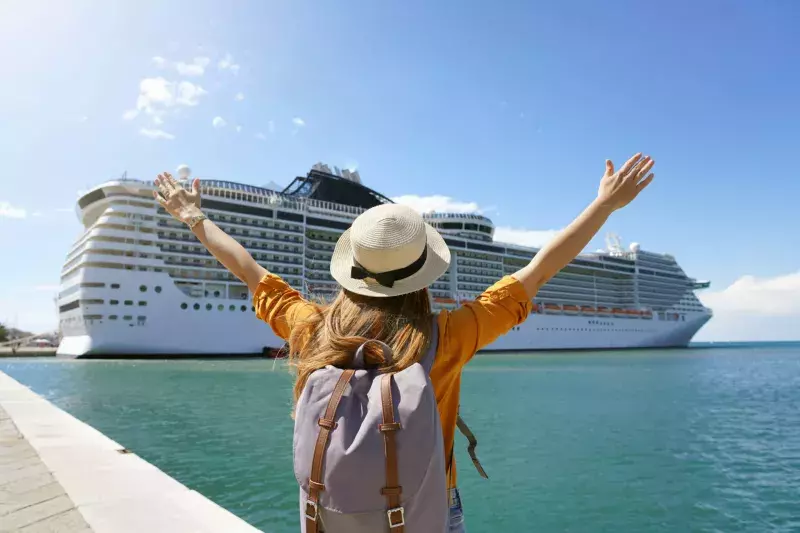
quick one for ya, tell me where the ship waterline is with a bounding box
[57,164,711,357]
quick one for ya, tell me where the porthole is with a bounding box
[206,303,212,311]
[240,305,247,312]
[111,283,120,289]
[109,315,118,320]
[218,304,224,311]
[138,301,147,306]
[155,286,162,293]
[139,285,147,292]
[229,305,236,311]
[123,315,132,321]
[124,300,133,306]
[181,303,188,310]
[110,300,119,305]
[193,303,200,310]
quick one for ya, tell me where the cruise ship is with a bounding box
[57,164,712,357]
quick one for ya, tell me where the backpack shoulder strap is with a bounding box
[305,369,355,533]
[379,373,405,530]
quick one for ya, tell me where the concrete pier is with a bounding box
[0,371,262,533]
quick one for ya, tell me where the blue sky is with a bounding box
[1,0,798,340]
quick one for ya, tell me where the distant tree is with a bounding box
[0,322,7,343]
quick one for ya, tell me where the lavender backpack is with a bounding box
[293,320,446,533]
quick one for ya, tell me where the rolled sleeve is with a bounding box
[441,275,532,366]
[252,273,317,340]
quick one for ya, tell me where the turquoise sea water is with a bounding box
[3,343,800,532]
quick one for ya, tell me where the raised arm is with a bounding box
[154,172,267,293]
[514,153,655,298]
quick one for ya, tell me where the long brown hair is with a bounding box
[287,288,433,407]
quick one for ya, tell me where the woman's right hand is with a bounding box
[597,153,655,211]
[153,172,203,224]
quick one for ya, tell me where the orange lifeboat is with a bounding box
[625,309,641,318]
[612,308,625,316]
[642,310,653,319]
[532,303,541,313]
[563,304,580,314]
[433,297,456,304]
[597,306,611,315]
[580,305,596,314]
[544,303,561,313]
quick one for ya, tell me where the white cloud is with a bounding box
[292,117,306,127]
[235,125,242,133]
[32,211,43,217]
[173,80,207,106]
[234,92,245,101]
[0,201,27,219]
[268,120,275,134]
[393,194,559,248]
[393,194,482,214]
[700,272,800,317]
[255,132,267,141]
[175,56,210,76]
[78,115,88,123]
[697,271,800,342]
[493,227,560,248]
[152,56,167,68]
[139,127,175,140]
[128,77,208,125]
[218,53,240,74]
[212,116,227,128]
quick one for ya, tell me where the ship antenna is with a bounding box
[605,233,624,254]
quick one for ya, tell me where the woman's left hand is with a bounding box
[153,172,203,223]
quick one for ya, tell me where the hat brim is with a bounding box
[330,223,451,298]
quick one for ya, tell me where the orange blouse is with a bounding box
[253,273,532,487]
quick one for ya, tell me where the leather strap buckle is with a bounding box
[387,507,405,528]
[379,422,401,432]
[318,417,337,430]
[305,500,317,521]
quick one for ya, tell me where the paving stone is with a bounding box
[19,509,92,533]
[0,494,75,530]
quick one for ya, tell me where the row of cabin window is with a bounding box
[179,303,254,312]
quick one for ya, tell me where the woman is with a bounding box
[154,153,654,531]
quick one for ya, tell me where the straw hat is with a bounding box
[330,204,451,297]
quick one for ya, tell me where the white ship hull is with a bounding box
[57,269,709,357]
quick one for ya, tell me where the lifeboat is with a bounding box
[532,303,541,313]
[625,309,641,318]
[459,299,473,305]
[597,306,611,315]
[580,306,596,314]
[563,304,580,314]
[612,308,625,316]
[433,297,456,304]
[543,303,561,313]
[642,310,653,319]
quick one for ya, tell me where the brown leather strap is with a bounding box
[456,415,488,479]
[379,373,405,531]
[305,369,355,533]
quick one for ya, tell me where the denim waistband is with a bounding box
[448,487,462,508]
